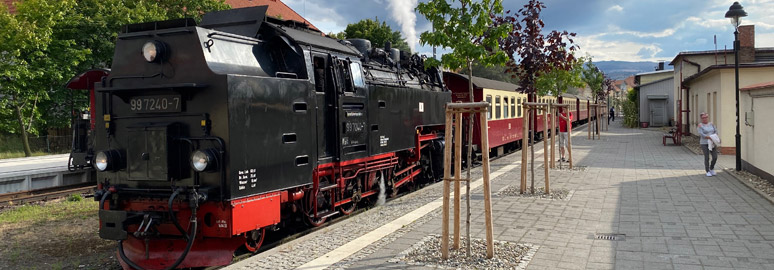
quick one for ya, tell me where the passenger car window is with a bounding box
[486,95,492,120]
[495,96,501,119]
[503,97,509,119]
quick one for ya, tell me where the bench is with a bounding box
[663,128,677,146]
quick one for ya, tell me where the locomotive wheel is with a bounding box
[244,228,266,253]
[305,213,327,227]
[339,200,357,215]
[303,177,331,227]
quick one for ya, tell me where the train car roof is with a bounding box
[443,72,520,92]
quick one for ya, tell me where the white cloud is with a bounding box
[607,5,623,13]
[575,34,666,61]
[283,0,348,34]
[606,25,676,38]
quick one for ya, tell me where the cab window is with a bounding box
[349,62,365,88]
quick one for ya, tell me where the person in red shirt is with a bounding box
[558,107,572,162]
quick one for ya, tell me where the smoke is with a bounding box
[377,171,386,206]
[387,0,419,52]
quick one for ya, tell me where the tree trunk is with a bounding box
[465,60,473,257]
[14,102,32,157]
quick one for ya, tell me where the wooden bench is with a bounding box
[663,128,677,146]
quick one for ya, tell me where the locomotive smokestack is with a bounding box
[390,48,400,63]
[347,38,372,56]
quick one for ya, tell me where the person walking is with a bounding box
[558,107,572,162]
[698,112,718,177]
[609,107,615,122]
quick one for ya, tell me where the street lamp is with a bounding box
[725,1,747,171]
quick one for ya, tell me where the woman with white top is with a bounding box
[697,112,718,177]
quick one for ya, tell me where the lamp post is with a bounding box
[725,2,747,171]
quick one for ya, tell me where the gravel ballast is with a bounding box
[497,186,572,200]
[391,234,535,270]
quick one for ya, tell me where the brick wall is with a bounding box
[739,25,755,63]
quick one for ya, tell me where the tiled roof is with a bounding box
[741,81,774,91]
[225,0,318,31]
[3,0,15,14]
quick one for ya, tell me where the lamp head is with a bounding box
[725,2,748,29]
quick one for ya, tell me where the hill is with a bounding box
[595,61,668,80]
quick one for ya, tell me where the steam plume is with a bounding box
[377,171,386,206]
[387,0,418,52]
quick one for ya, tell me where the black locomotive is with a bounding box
[77,6,449,269]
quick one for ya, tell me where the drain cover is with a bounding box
[595,233,625,241]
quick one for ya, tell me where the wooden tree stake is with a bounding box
[441,110,453,260]
[453,112,462,250]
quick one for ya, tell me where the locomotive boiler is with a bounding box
[84,6,449,269]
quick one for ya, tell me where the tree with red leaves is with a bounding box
[488,0,578,193]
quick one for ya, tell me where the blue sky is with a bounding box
[282,0,774,62]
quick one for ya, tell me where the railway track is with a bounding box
[0,182,96,207]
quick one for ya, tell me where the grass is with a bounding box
[0,199,97,225]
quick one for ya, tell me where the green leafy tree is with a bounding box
[0,0,91,156]
[472,60,519,85]
[535,56,585,97]
[333,18,411,53]
[417,0,510,258]
[581,59,605,101]
[0,0,229,156]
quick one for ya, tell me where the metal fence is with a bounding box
[27,135,73,153]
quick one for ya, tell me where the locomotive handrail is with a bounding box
[97,82,208,92]
[446,102,489,109]
[207,32,264,45]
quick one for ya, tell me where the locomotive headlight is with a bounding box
[94,149,124,172]
[95,151,109,171]
[192,149,218,172]
[142,40,166,63]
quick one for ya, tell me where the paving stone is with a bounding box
[227,122,774,270]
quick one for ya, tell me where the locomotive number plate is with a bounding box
[129,95,181,113]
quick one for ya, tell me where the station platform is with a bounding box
[0,154,90,194]
[227,121,774,270]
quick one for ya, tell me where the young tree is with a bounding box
[417,0,510,258]
[490,0,577,193]
[535,56,585,97]
[331,18,411,52]
[581,59,605,101]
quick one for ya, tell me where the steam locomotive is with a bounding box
[68,6,449,269]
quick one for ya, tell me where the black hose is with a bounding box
[99,190,112,210]
[118,216,197,270]
[118,190,199,270]
[168,189,189,242]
